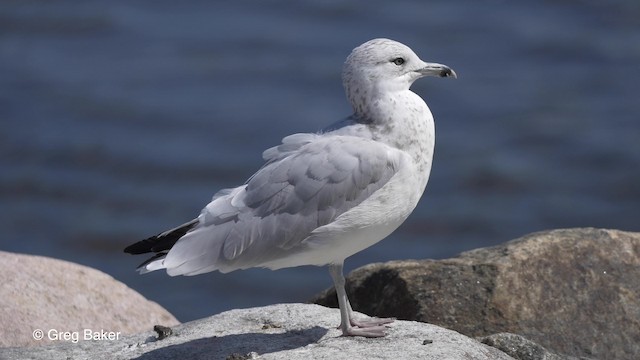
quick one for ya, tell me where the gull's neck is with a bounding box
[353,89,435,175]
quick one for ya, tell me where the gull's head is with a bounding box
[342,38,456,112]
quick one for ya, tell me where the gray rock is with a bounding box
[479,333,593,360]
[0,303,515,360]
[0,251,179,347]
[312,228,640,360]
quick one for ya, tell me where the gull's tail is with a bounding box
[124,219,198,273]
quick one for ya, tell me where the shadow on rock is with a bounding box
[133,326,329,360]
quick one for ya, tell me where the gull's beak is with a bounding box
[417,62,457,79]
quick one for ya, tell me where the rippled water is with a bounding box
[1,1,639,321]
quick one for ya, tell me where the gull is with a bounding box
[124,38,456,337]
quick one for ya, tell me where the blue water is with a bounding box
[1,1,639,322]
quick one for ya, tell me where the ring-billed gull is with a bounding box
[125,38,456,337]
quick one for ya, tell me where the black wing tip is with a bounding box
[124,237,159,255]
[124,219,199,255]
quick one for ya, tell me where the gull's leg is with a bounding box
[328,263,388,337]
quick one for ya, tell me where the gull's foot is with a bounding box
[350,316,395,328]
[341,325,388,338]
[337,316,395,337]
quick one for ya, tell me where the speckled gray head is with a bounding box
[342,38,456,113]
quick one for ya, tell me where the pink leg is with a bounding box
[328,263,395,337]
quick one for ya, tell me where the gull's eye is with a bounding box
[391,57,405,66]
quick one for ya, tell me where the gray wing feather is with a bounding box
[164,133,402,274]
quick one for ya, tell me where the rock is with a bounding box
[479,333,591,360]
[0,303,516,360]
[0,251,179,347]
[312,228,640,360]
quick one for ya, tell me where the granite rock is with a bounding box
[312,228,640,360]
[0,251,179,347]
[0,303,515,360]
[479,333,593,360]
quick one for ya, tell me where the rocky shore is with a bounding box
[1,228,637,359]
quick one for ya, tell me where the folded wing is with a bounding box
[149,133,404,275]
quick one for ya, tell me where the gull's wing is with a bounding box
[157,133,405,275]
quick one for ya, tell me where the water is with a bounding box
[1,0,639,322]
